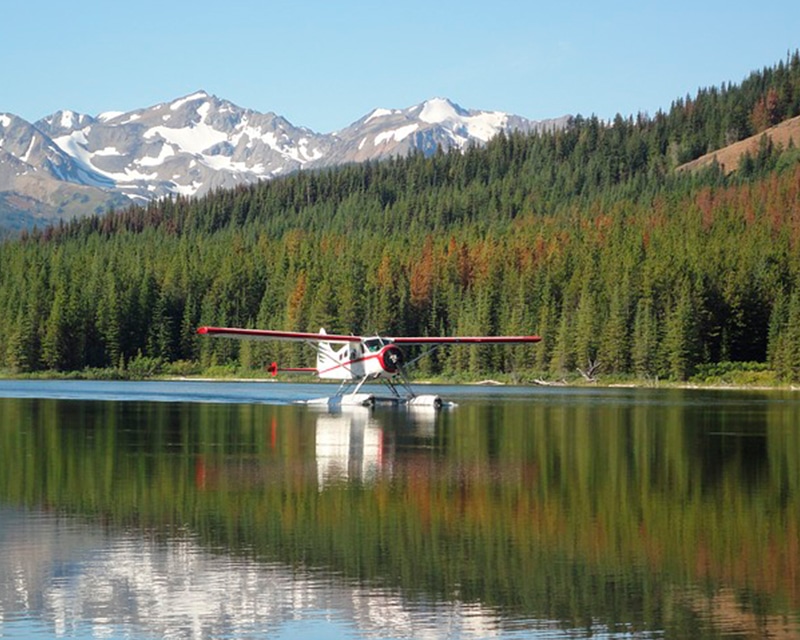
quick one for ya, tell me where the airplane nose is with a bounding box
[378,345,404,373]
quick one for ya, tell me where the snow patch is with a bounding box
[118,113,141,125]
[98,111,124,122]
[144,122,228,156]
[115,167,159,182]
[464,112,508,142]
[53,131,153,186]
[0,114,11,128]
[295,140,323,162]
[374,124,418,145]
[138,143,176,167]
[417,98,508,143]
[172,180,203,196]
[202,154,251,173]
[170,91,209,111]
[93,146,122,156]
[365,108,397,124]
[53,132,87,157]
[60,110,80,128]
[232,124,275,149]
[225,123,320,164]
[419,99,460,124]
[21,135,36,163]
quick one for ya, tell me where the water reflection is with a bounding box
[313,405,438,486]
[315,407,384,486]
[0,384,799,639]
[0,508,531,640]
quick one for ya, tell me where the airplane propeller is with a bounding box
[377,344,405,374]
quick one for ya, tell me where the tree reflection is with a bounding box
[0,389,798,637]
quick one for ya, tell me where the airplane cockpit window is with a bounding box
[364,338,382,352]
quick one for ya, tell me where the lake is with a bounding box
[1,380,799,639]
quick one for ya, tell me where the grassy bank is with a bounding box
[1,360,798,391]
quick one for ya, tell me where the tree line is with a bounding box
[2,52,800,380]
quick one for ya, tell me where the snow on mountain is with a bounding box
[0,112,130,230]
[418,97,507,141]
[0,92,569,229]
[327,97,568,164]
[0,111,113,189]
[37,109,96,137]
[31,90,334,203]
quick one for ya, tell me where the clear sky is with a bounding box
[3,0,799,133]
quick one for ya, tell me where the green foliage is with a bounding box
[690,361,775,386]
[165,359,204,377]
[126,352,165,380]
[1,53,800,380]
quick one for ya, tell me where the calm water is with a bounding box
[1,380,799,639]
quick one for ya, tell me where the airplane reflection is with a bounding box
[313,405,437,487]
[315,407,383,486]
[193,406,441,492]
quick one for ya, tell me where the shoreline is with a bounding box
[2,372,799,393]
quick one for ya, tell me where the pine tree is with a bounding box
[632,297,659,378]
[660,281,701,381]
[549,309,574,377]
[573,281,598,371]
[781,290,800,380]
[7,306,40,373]
[97,272,122,367]
[767,288,789,377]
[600,284,630,374]
[42,286,70,371]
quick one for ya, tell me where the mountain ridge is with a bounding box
[0,92,568,231]
[677,113,800,174]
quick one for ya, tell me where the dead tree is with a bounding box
[577,359,600,383]
[533,378,567,386]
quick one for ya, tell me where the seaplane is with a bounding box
[197,326,541,408]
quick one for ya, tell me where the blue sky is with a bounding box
[4,0,799,132]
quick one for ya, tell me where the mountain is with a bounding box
[325,97,565,163]
[0,92,568,230]
[0,112,130,231]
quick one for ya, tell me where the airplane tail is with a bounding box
[315,328,355,380]
[316,328,337,371]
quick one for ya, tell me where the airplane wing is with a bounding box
[197,327,362,344]
[389,335,541,345]
[197,327,541,345]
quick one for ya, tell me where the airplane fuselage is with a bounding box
[316,337,404,381]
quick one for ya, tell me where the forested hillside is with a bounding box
[2,53,800,381]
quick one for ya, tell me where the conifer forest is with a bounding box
[2,52,800,382]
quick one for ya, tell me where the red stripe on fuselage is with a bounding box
[317,352,386,376]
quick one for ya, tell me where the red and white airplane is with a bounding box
[197,326,541,408]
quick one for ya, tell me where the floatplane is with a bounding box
[197,326,541,408]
